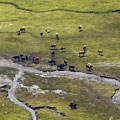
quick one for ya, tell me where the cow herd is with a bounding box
[12,54,39,64]
[15,25,104,71]
[17,26,26,36]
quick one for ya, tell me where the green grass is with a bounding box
[16,73,120,120]
[0,67,17,79]
[0,67,31,120]
[0,0,120,12]
[0,1,120,120]
[36,109,65,120]
[0,1,120,78]
[0,91,31,120]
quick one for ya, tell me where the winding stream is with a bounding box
[0,59,120,119]
[0,1,120,14]
[8,65,37,120]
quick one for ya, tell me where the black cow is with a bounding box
[50,44,56,47]
[69,103,77,109]
[40,32,43,36]
[60,47,66,50]
[60,47,66,53]
[83,45,87,51]
[12,56,20,62]
[69,66,75,71]
[51,51,55,57]
[57,64,65,71]
[48,60,56,66]
[17,30,20,36]
[78,25,83,32]
[56,32,59,40]
[20,54,24,58]
[21,57,25,62]
[64,60,67,66]
[25,55,28,61]
[20,28,25,33]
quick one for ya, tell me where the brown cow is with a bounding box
[79,50,86,57]
[33,57,39,64]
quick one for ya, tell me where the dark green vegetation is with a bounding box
[16,73,120,120]
[0,0,120,78]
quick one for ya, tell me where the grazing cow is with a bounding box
[48,60,56,66]
[20,27,25,33]
[69,103,77,109]
[50,44,56,48]
[86,63,93,71]
[79,50,86,57]
[17,30,20,36]
[0,85,8,89]
[60,47,66,50]
[45,29,50,33]
[60,47,66,53]
[20,53,24,58]
[83,45,87,51]
[78,25,83,32]
[60,47,65,50]
[25,55,28,61]
[78,25,82,29]
[57,61,67,71]
[56,32,59,40]
[32,57,39,64]
[60,112,66,116]
[69,66,75,71]
[98,50,103,56]
[51,51,55,57]
[12,56,20,62]
[21,57,25,62]
[64,60,67,66]
[57,64,65,71]
[40,32,43,36]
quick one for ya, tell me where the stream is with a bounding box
[0,59,120,119]
[8,65,37,120]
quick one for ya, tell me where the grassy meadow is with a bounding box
[0,92,31,120]
[16,73,120,120]
[0,0,120,120]
[0,0,120,77]
[0,68,31,120]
